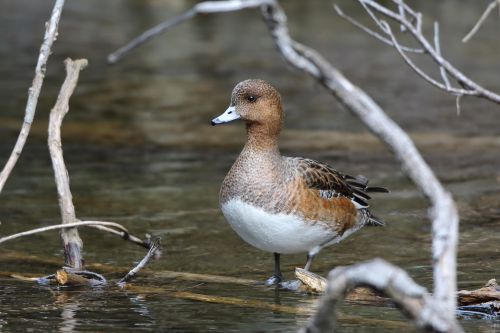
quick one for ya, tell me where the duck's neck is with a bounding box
[243,123,281,156]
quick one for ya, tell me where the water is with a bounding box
[0,0,499,332]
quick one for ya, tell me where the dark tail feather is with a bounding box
[366,213,386,227]
[366,186,390,193]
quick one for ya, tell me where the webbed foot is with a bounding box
[279,279,303,291]
[265,274,282,286]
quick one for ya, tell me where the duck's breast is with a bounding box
[221,198,337,254]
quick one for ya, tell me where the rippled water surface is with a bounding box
[0,0,499,332]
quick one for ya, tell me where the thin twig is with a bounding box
[348,0,500,104]
[108,0,271,63]
[86,223,152,250]
[48,58,88,269]
[0,0,65,193]
[396,0,406,31]
[333,4,423,53]
[118,238,161,285]
[0,221,131,245]
[433,22,451,90]
[381,21,472,95]
[462,0,499,43]
[456,95,462,116]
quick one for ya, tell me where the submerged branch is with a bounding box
[118,238,161,285]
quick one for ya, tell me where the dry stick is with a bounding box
[0,221,152,250]
[86,224,152,250]
[48,58,88,270]
[0,221,127,245]
[108,0,461,330]
[107,0,268,64]
[462,0,499,43]
[0,0,65,193]
[433,22,451,90]
[118,238,161,285]
[302,259,463,333]
[352,0,500,104]
[333,5,423,53]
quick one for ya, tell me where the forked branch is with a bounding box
[335,0,500,104]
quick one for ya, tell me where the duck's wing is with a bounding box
[290,157,389,210]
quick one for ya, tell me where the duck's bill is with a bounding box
[211,106,240,126]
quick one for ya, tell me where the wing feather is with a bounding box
[290,157,388,209]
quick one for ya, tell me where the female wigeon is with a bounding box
[212,79,388,289]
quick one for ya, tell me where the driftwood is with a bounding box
[1,58,159,287]
[8,239,160,287]
[302,259,463,333]
[0,0,66,193]
[458,279,500,305]
[0,221,153,250]
[48,58,88,269]
[298,267,499,318]
[55,269,106,287]
[296,268,388,305]
[108,0,461,330]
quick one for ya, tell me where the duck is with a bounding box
[211,79,388,289]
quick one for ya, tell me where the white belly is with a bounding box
[221,199,338,254]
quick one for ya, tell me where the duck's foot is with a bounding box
[265,274,282,286]
[278,279,303,291]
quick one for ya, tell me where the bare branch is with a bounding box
[433,22,451,90]
[462,0,499,43]
[333,5,423,53]
[343,0,500,104]
[48,58,88,269]
[118,238,161,285]
[396,0,406,31]
[85,223,153,250]
[0,0,65,193]
[0,221,129,245]
[456,95,462,116]
[108,0,271,63]
[303,259,464,333]
[109,0,462,328]
[380,21,472,96]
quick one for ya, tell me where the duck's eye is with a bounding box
[247,95,257,102]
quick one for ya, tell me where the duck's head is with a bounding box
[212,79,283,136]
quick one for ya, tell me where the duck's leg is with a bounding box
[265,252,283,286]
[304,253,314,271]
[279,249,319,291]
[304,244,323,271]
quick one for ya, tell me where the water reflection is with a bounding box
[56,293,79,333]
[0,0,499,332]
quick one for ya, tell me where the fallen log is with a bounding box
[296,267,499,316]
